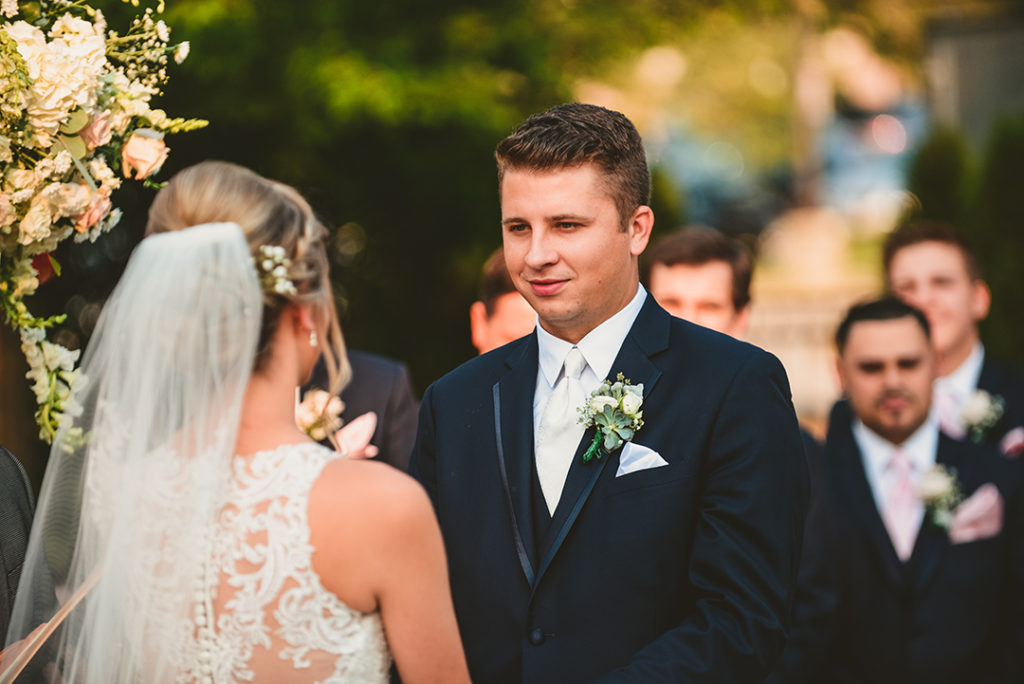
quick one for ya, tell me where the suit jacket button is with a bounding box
[528,627,545,645]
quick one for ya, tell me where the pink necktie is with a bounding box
[882,450,918,562]
[934,383,965,439]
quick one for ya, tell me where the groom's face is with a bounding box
[501,163,652,344]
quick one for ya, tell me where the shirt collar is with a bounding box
[536,285,647,388]
[935,341,984,401]
[852,410,939,476]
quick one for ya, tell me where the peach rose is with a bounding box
[79,111,113,150]
[121,129,169,180]
[74,192,111,233]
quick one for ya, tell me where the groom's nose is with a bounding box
[524,228,559,270]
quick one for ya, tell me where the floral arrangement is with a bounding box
[295,389,344,443]
[1,0,205,442]
[577,372,644,463]
[916,463,963,530]
[960,389,1004,443]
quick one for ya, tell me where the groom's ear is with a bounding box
[628,205,654,257]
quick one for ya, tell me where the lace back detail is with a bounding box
[183,443,390,683]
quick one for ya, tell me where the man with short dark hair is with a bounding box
[411,103,807,683]
[804,297,1024,684]
[469,247,536,355]
[884,222,1024,454]
[644,225,753,338]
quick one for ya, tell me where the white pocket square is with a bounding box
[615,442,669,477]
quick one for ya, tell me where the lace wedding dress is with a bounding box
[180,443,392,683]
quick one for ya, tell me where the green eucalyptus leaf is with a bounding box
[60,108,89,135]
[58,134,87,160]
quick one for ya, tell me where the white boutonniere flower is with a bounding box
[577,373,644,463]
[960,389,1004,442]
[916,464,963,530]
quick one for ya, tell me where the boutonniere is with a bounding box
[916,464,963,530]
[295,389,344,442]
[577,373,644,463]
[960,389,1005,442]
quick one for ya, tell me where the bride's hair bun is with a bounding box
[145,160,349,394]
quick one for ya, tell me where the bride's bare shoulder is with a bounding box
[308,458,432,536]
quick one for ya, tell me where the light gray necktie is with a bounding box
[536,347,588,515]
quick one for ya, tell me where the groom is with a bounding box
[410,103,808,683]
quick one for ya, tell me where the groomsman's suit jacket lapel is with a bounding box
[493,298,666,592]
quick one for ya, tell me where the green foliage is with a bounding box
[972,114,1024,366]
[905,126,971,227]
[902,113,1024,366]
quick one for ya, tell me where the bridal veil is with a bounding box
[3,222,262,683]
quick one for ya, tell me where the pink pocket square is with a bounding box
[335,411,379,459]
[1000,427,1024,458]
[948,483,1003,544]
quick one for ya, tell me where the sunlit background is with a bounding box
[3,0,1023,483]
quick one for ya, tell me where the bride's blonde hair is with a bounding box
[145,160,349,394]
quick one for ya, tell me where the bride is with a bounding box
[2,162,471,683]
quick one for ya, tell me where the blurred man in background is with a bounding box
[643,225,752,338]
[885,222,1024,454]
[469,247,536,355]
[808,297,1023,684]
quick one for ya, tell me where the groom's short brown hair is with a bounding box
[495,103,651,228]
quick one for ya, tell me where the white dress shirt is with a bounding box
[853,412,939,536]
[533,285,647,454]
[934,341,985,414]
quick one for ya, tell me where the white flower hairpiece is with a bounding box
[255,244,298,295]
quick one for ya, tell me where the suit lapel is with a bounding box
[911,435,966,600]
[829,418,906,589]
[532,298,668,592]
[493,336,540,588]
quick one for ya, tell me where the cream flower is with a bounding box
[18,197,52,244]
[917,466,956,502]
[75,192,112,233]
[44,182,92,218]
[0,192,13,227]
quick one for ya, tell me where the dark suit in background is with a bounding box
[305,350,419,472]
[1,446,34,646]
[411,298,808,683]
[977,355,1024,450]
[818,406,1024,684]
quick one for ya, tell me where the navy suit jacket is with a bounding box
[976,355,1024,449]
[818,409,1024,684]
[410,297,808,683]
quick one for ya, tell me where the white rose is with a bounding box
[621,392,643,415]
[18,198,53,244]
[45,182,92,218]
[7,168,39,192]
[961,390,994,426]
[0,192,12,227]
[590,396,618,412]
[917,467,954,502]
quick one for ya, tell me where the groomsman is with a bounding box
[885,222,1024,454]
[469,247,537,355]
[304,351,419,471]
[811,297,1024,684]
[411,103,807,683]
[644,224,752,338]
[642,226,836,683]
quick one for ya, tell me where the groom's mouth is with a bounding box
[529,279,567,296]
